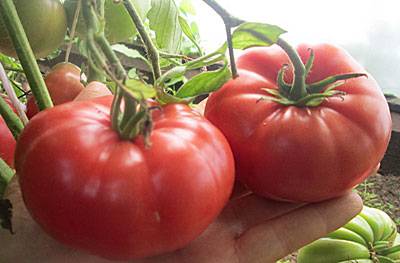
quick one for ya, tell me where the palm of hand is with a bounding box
[1,178,361,263]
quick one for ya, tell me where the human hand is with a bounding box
[0,177,363,263]
[0,87,364,263]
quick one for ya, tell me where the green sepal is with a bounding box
[307,73,367,93]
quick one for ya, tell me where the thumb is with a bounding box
[74,81,112,102]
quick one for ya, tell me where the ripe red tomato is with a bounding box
[15,96,234,260]
[26,62,84,118]
[205,43,392,202]
[0,0,67,58]
[0,96,16,167]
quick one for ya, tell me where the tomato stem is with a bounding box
[0,96,23,140]
[202,0,244,79]
[95,34,127,80]
[276,38,307,100]
[110,88,123,132]
[0,0,53,111]
[0,158,14,199]
[120,95,137,128]
[65,0,82,63]
[82,0,152,142]
[122,0,161,81]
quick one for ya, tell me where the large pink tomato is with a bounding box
[15,96,234,260]
[205,43,391,202]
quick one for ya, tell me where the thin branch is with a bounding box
[0,62,28,125]
[65,0,82,63]
[123,0,161,80]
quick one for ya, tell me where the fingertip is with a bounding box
[74,82,112,102]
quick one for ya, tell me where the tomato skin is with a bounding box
[0,0,67,58]
[205,43,392,202]
[26,63,84,118]
[0,96,16,167]
[15,96,234,260]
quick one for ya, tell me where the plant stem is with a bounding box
[123,0,161,80]
[276,38,307,100]
[0,158,14,198]
[224,24,237,78]
[0,0,53,110]
[0,62,28,125]
[202,0,244,26]
[65,0,82,63]
[96,34,127,80]
[201,0,244,79]
[0,95,23,139]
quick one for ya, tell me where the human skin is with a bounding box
[0,86,364,263]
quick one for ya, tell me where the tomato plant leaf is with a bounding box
[112,44,150,67]
[175,64,231,98]
[147,0,182,52]
[178,16,202,54]
[124,79,157,99]
[232,22,287,50]
[179,0,196,15]
[132,0,152,18]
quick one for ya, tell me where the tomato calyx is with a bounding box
[262,39,368,107]
[110,87,155,145]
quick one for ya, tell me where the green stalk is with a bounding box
[123,0,161,80]
[202,0,244,79]
[0,158,14,198]
[0,0,53,110]
[276,38,307,100]
[96,34,127,80]
[0,96,23,139]
[82,0,151,141]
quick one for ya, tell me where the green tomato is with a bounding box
[298,206,400,263]
[64,0,147,44]
[0,0,67,58]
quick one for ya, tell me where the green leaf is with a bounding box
[179,0,196,15]
[147,0,182,52]
[175,64,231,98]
[124,79,157,99]
[232,22,287,50]
[112,44,150,66]
[178,16,202,55]
[133,0,152,18]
